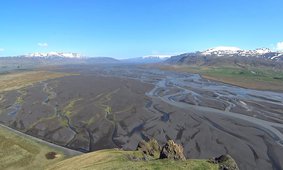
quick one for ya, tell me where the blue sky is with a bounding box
[0,0,283,58]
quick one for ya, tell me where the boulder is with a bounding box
[136,139,161,158]
[212,155,239,170]
[159,140,186,160]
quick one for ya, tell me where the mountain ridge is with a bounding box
[165,47,283,69]
[27,52,83,59]
[121,55,171,63]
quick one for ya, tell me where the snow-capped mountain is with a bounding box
[142,55,171,60]
[197,47,283,61]
[201,47,273,57]
[166,47,283,69]
[202,46,242,56]
[27,52,82,59]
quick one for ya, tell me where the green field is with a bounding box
[201,67,283,82]
[160,65,283,91]
[0,71,75,93]
[0,125,71,170]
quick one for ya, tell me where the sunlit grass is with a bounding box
[159,65,283,91]
[0,71,76,92]
[47,149,219,170]
[0,126,66,170]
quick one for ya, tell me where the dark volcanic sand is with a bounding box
[0,64,283,170]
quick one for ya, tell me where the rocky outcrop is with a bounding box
[136,139,186,160]
[136,139,239,170]
[210,154,239,170]
[136,139,161,158]
[159,140,186,161]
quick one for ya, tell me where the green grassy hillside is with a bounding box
[47,149,219,170]
[0,125,221,170]
[0,125,79,170]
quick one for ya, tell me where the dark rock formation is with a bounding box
[136,139,161,158]
[210,154,239,170]
[135,139,239,169]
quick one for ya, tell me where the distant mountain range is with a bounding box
[200,47,282,60]
[24,53,171,63]
[166,47,283,69]
[86,57,120,63]
[19,52,170,64]
[0,54,120,73]
[122,55,171,63]
[27,52,82,59]
[1,47,283,69]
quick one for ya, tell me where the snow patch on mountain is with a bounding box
[27,52,82,58]
[202,46,241,56]
[205,46,241,52]
[142,55,171,59]
[201,46,274,57]
[254,48,272,54]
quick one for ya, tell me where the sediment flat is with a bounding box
[0,65,282,170]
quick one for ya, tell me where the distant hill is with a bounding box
[122,55,171,64]
[86,57,120,63]
[160,47,283,92]
[0,55,120,72]
[27,52,83,59]
[166,47,283,69]
[27,52,120,63]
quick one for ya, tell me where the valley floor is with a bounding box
[1,64,283,169]
[158,65,283,92]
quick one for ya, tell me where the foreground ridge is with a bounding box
[47,139,239,170]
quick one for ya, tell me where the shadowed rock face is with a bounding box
[212,155,239,170]
[136,139,186,161]
[159,140,186,161]
[136,139,161,157]
[135,139,240,169]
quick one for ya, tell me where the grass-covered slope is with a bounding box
[47,149,219,170]
[0,71,75,93]
[0,125,234,170]
[0,125,79,170]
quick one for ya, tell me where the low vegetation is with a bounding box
[0,125,67,170]
[0,126,237,170]
[159,65,283,91]
[48,139,238,170]
[0,71,75,92]
[47,149,219,170]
